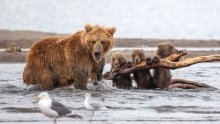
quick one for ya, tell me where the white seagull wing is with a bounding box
[89,102,102,110]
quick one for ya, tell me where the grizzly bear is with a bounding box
[23,24,116,90]
[153,42,181,89]
[131,49,156,89]
[110,52,132,89]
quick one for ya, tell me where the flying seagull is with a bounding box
[84,93,108,116]
[35,92,82,124]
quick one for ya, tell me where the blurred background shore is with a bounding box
[1,0,220,63]
[0,29,219,63]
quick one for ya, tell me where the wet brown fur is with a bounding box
[90,57,105,84]
[23,24,115,90]
[131,49,156,89]
[111,52,132,89]
[153,42,179,88]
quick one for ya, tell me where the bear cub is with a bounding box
[153,42,181,88]
[131,49,156,89]
[110,52,132,89]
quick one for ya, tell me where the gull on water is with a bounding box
[84,93,108,116]
[35,92,82,124]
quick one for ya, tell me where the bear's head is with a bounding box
[157,42,180,58]
[131,49,145,64]
[82,24,116,62]
[111,52,127,68]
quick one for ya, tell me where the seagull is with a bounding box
[35,92,82,124]
[84,93,108,116]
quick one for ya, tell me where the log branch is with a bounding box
[169,78,214,88]
[105,53,220,80]
[103,65,120,80]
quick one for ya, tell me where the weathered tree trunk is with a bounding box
[169,78,214,88]
[104,53,220,80]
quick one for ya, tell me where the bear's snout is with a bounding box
[134,56,141,64]
[135,59,139,63]
[93,52,102,61]
[92,43,103,61]
[113,59,120,67]
[114,63,118,67]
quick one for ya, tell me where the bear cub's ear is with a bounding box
[158,43,164,49]
[107,27,116,35]
[84,24,93,32]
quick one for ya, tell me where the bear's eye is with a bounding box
[101,41,106,45]
[91,41,96,44]
[132,55,135,58]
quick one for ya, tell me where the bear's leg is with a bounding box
[58,77,73,87]
[23,66,36,85]
[41,80,54,90]
[39,69,54,90]
[149,76,157,89]
[73,74,88,90]
[74,81,87,90]
[96,67,104,81]
[73,69,91,90]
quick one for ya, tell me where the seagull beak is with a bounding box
[34,96,40,102]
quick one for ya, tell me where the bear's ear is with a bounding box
[107,27,116,35]
[84,24,93,32]
[158,44,162,49]
[140,49,144,52]
[131,49,136,53]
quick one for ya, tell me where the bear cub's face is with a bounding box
[82,24,116,62]
[131,49,145,64]
[111,52,127,68]
[157,42,180,58]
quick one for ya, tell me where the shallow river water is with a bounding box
[0,63,220,124]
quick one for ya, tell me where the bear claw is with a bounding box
[146,58,153,65]
[152,56,160,63]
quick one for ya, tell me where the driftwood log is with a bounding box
[169,78,214,88]
[104,52,220,88]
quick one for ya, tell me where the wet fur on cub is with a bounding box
[111,52,132,89]
[131,49,156,89]
[153,42,180,88]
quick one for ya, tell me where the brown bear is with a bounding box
[131,49,157,89]
[152,42,212,89]
[23,24,116,90]
[110,52,132,89]
[153,42,181,89]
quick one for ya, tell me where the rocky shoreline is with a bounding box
[0,29,220,63]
